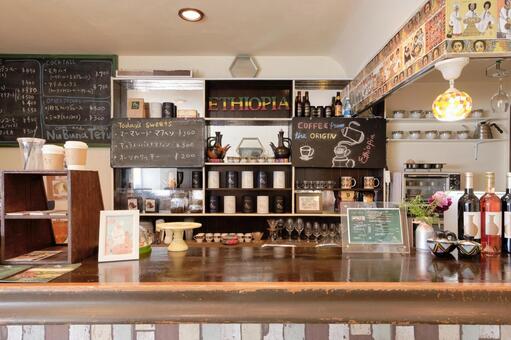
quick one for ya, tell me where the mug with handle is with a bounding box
[341,176,357,189]
[363,176,381,189]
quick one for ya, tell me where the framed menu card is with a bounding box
[342,205,410,254]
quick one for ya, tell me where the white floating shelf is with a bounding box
[387,138,508,143]
[205,162,292,166]
[386,117,508,123]
[205,117,292,121]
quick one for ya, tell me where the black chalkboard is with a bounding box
[111,118,205,168]
[0,55,116,145]
[292,117,386,168]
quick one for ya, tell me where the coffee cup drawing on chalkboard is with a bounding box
[332,121,365,168]
[299,145,315,161]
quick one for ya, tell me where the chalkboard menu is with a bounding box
[111,118,205,168]
[291,117,386,168]
[0,55,116,144]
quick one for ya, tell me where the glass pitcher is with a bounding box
[17,138,45,170]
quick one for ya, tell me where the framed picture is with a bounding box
[127,98,145,118]
[98,210,139,262]
[296,192,322,213]
[144,198,158,213]
[127,198,139,211]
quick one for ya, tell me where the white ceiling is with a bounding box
[0,0,425,77]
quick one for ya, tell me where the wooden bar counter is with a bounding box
[1,244,511,325]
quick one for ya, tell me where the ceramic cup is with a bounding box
[193,233,205,243]
[241,171,254,188]
[236,233,245,242]
[425,130,438,139]
[149,102,162,118]
[363,176,380,189]
[205,233,214,243]
[273,171,286,189]
[42,144,65,170]
[214,233,222,243]
[341,176,357,189]
[64,141,88,170]
[392,131,404,139]
[257,196,269,214]
[244,233,253,243]
[393,110,405,119]
[410,110,423,119]
[223,196,236,214]
[208,171,220,188]
[439,131,452,140]
[409,130,421,139]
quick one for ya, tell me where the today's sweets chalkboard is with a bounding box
[291,117,386,168]
[110,118,205,168]
[0,55,116,145]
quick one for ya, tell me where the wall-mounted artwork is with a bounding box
[446,0,498,38]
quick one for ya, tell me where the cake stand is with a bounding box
[157,222,202,252]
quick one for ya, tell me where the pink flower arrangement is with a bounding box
[428,191,453,213]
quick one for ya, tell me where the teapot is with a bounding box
[473,121,503,139]
[270,130,291,159]
[207,131,231,160]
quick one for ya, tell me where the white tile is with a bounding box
[461,325,479,340]
[241,324,262,340]
[479,325,500,339]
[6,326,22,340]
[22,325,44,340]
[135,325,155,331]
[91,325,112,340]
[136,331,155,340]
[113,325,132,340]
[179,324,200,340]
[395,326,414,340]
[501,325,511,340]
[221,324,241,340]
[283,324,304,340]
[329,324,349,340]
[372,324,391,340]
[439,325,460,340]
[263,324,283,340]
[69,325,91,340]
[202,324,221,340]
[350,324,371,336]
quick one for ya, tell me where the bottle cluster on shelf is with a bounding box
[458,171,511,255]
[294,91,352,118]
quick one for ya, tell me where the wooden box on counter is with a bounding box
[0,170,104,264]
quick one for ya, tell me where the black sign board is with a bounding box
[0,55,116,145]
[291,117,386,168]
[111,118,205,168]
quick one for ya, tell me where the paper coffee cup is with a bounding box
[42,144,65,170]
[64,141,88,170]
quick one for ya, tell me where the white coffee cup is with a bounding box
[244,233,253,243]
[208,171,220,188]
[214,233,222,242]
[64,141,88,170]
[224,196,236,214]
[236,233,245,242]
[194,233,205,243]
[241,171,254,188]
[273,171,286,189]
[257,196,269,214]
[149,102,162,118]
[205,233,214,242]
[42,144,65,170]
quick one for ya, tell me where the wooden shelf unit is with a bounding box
[0,170,104,264]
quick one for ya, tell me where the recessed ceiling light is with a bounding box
[178,8,204,22]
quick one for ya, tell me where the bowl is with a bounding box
[393,110,406,119]
[409,130,421,139]
[410,110,423,119]
[427,238,458,257]
[457,239,481,257]
[252,232,264,241]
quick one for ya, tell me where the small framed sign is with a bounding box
[296,192,322,213]
[98,210,140,262]
[342,206,410,254]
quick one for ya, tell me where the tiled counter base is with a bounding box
[1,323,508,340]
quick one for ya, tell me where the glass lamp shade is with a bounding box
[432,86,472,122]
[491,82,510,115]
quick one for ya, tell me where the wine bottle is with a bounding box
[502,172,511,253]
[331,96,336,116]
[458,172,480,241]
[334,92,343,117]
[481,172,502,255]
[295,91,303,117]
[303,91,311,117]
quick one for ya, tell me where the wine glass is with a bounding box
[491,79,510,115]
[329,223,337,242]
[285,218,294,241]
[312,222,321,243]
[295,218,304,241]
[321,223,329,243]
[304,222,313,242]
[267,219,278,241]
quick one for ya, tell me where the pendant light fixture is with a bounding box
[432,57,472,122]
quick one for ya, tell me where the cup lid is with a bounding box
[64,141,88,149]
[17,137,46,144]
[42,144,65,154]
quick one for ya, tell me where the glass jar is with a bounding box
[170,191,188,213]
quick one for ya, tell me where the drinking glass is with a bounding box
[267,219,278,241]
[295,218,304,241]
[295,180,303,190]
[304,222,313,242]
[303,180,311,190]
[337,223,343,243]
[321,223,329,242]
[329,223,337,242]
[285,218,294,241]
[312,222,321,243]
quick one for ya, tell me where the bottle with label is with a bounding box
[343,97,352,117]
[334,92,343,117]
[331,96,336,116]
[458,172,480,241]
[303,91,311,117]
[295,91,303,117]
[502,172,511,253]
[481,172,502,255]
